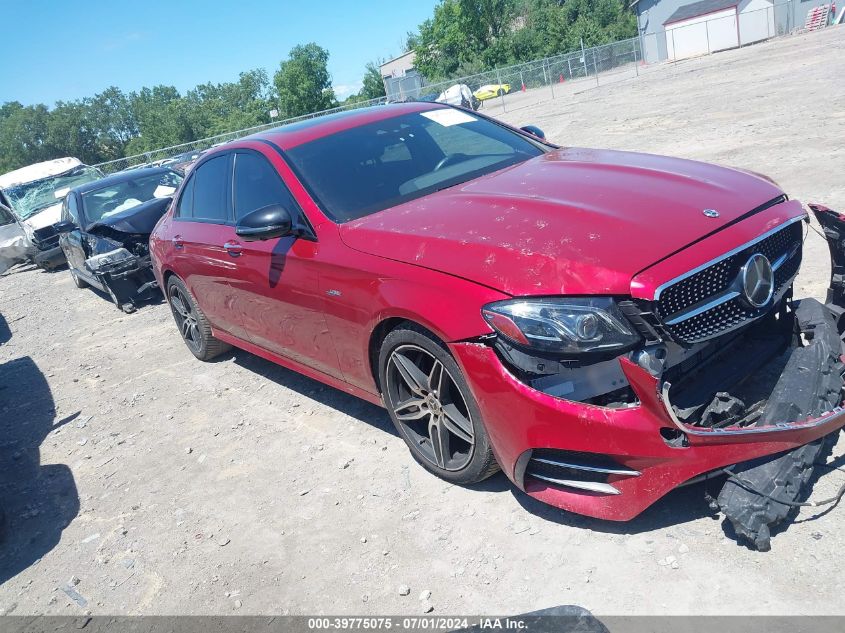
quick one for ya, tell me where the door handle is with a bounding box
[172,235,184,249]
[223,241,243,257]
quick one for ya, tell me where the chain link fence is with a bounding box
[92,96,388,174]
[93,3,834,175]
[93,37,643,175]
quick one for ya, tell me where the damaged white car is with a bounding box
[0,201,30,274]
[0,157,104,270]
[55,167,182,312]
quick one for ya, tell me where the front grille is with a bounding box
[655,219,803,344]
[32,225,59,251]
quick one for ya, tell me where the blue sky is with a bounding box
[0,0,438,106]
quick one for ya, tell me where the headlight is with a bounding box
[482,297,641,354]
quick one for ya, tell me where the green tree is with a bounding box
[129,85,194,152]
[186,69,273,137]
[45,101,100,164]
[84,87,138,161]
[359,62,386,100]
[412,0,637,79]
[0,103,50,172]
[274,43,337,118]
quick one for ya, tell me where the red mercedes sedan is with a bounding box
[150,102,845,550]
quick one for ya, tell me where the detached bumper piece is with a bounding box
[715,298,844,551]
[31,225,66,270]
[85,248,158,313]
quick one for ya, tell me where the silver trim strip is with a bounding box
[770,250,790,272]
[661,246,798,328]
[676,272,798,343]
[664,290,740,325]
[526,472,621,495]
[531,457,641,477]
[660,380,845,436]
[652,214,805,301]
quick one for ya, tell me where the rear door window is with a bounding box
[190,155,231,223]
[175,174,195,218]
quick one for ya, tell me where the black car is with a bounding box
[55,168,182,312]
[160,149,206,175]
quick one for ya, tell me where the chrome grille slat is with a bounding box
[654,218,804,344]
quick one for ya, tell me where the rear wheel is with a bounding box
[496,88,505,96]
[166,276,230,361]
[379,324,499,485]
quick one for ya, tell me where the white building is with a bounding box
[664,0,777,59]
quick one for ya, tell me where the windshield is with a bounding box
[81,171,182,224]
[285,109,546,221]
[4,166,103,220]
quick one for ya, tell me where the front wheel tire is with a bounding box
[166,276,230,361]
[70,268,88,289]
[379,324,499,485]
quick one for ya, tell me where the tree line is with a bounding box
[0,43,386,173]
[409,0,637,80]
[1,0,636,173]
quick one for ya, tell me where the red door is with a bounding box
[225,150,342,378]
[170,153,247,339]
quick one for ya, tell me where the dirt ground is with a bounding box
[1,26,844,617]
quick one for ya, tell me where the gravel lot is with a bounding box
[1,26,844,617]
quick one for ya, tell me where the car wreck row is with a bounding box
[2,103,843,551]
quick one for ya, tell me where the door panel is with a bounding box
[169,153,247,339]
[225,149,341,377]
[173,220,246,338]
[62,230,88,275]
[227,235,342,378]
[58,195,87,275]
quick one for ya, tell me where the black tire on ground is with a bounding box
[70,268,88,289]
[378,322,499,485]
[166,276,231,361]
[497,88,504,96]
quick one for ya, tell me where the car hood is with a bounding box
[339,148,785,296]
[23,203,62,231]
[87,197,172,235]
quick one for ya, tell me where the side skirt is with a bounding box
[212,329,385,408]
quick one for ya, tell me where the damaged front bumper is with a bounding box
[84,247,158,312]
[31,225,66,270]
[450,203,845,547]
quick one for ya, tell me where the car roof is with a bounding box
[72,167,175,195]
[240,101,444,151]
[0,157,84,189]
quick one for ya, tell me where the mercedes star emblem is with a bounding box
[741,253,775,308]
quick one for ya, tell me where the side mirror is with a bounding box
[53,221,76,234]
[521,125,545,140]
[235,204,293,242]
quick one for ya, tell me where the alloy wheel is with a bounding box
[169,285,201,352]
[385,344,475,471]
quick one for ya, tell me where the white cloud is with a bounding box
[333,81,363,100]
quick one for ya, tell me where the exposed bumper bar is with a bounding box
[660,380,845,437]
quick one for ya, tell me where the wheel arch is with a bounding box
[367,314,445,393]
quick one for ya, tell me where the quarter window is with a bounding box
[233,152,297,220]
[175,174,195,218]
[191,156,230,223]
